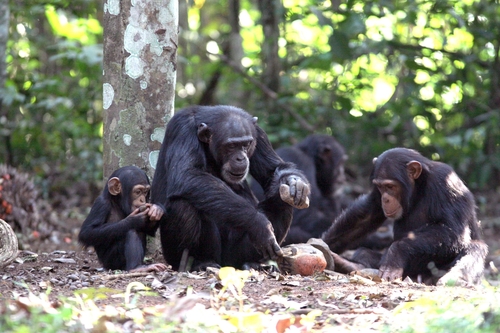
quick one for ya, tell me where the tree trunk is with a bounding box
[257,0,281,94]
[0,0,10,164]
[103,0,178,180]
[0,219,18,268]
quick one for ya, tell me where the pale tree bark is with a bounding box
[102,0,178,180]
[0,219,18,268]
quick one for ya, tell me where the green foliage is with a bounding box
[1,0,499,191]
[388,285,500,333]
[2,277,500,332]
[1,0,102,192]
[176,0,500,189]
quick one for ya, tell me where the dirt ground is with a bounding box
[1,186,500,330]
[1,220,500,331]
[3,244,499,330]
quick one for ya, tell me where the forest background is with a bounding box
[1,0,499,219]
[1,0,500,331]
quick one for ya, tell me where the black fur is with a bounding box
[151,105,309,271]
[79,166,158,271]
[323,147,487,285]
[252,134,347,244]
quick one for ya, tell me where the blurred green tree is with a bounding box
[0,0,498,194]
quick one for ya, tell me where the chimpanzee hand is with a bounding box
[127,207,150,229]
[142,203,164,221]
[279,175,310,209]
[250,221,284,260]
[378,243,405,281]
[379,265,404,281]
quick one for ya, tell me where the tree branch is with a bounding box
[208,51,316,132]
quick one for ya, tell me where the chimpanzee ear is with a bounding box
[197,123,211,143]
[108,177,122,195]
[372,157,378,165]
[407,160,422,180]
[252,117,258,124]
[320,144,332,154]
[108,177,122,196]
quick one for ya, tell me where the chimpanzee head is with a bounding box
[371,148,427,220]
[106,166,151,215]
[197,109,258,184]
[298,134,348,196]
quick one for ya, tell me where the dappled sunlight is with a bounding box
[446,171,466,197]
[45,5,101,45]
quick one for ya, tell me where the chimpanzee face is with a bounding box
[218,136,256,184]
[107,166,151,215]
[373,178,403,219]
[197,115,257,185]
[130,184,150,211]
[372,154,423,220]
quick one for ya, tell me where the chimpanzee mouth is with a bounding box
[229,172,245,178]
[384,208,401,219]
[223,169,248,184]
[384,210,396,217]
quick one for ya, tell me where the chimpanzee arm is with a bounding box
[379,223,463,281]
[248,126,310,241]
[322,190,386,253]
[167,169,281,259]
[78,197,149,246]
[250,126,309,205]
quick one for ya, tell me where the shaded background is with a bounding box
[0,0,499,251]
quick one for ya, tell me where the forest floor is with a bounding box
[1,186,500,331]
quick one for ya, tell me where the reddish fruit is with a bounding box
[277,243,327,276]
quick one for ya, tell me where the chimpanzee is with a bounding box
[79,166,167,272]
[322,148,488,285]
[251,134,347,245]
[150,105,311,271]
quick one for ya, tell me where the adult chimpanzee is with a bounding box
[252,134,347,245]
[322,148,488,285]
[79,166,167,272]
[150,105,311,271]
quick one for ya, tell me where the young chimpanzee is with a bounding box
[79,166,167,272]
[251,134,347,245]
[151,105,311,271]
[322,148,488,285]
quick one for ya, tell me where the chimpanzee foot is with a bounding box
[130,263,168,273]
[330,252,366,274]
[191,261,221,272]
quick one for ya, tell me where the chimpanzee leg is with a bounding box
[434,240,488,286]
[258,195,294,244]
[221,230,256,268]
[94,239,126,271]
[124,230,146,271]
[161,199,222,271]
[219,195,295,268]
[351,247,383,268]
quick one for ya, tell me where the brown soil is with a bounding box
[1,188,499,330]
[2,223,500,330]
